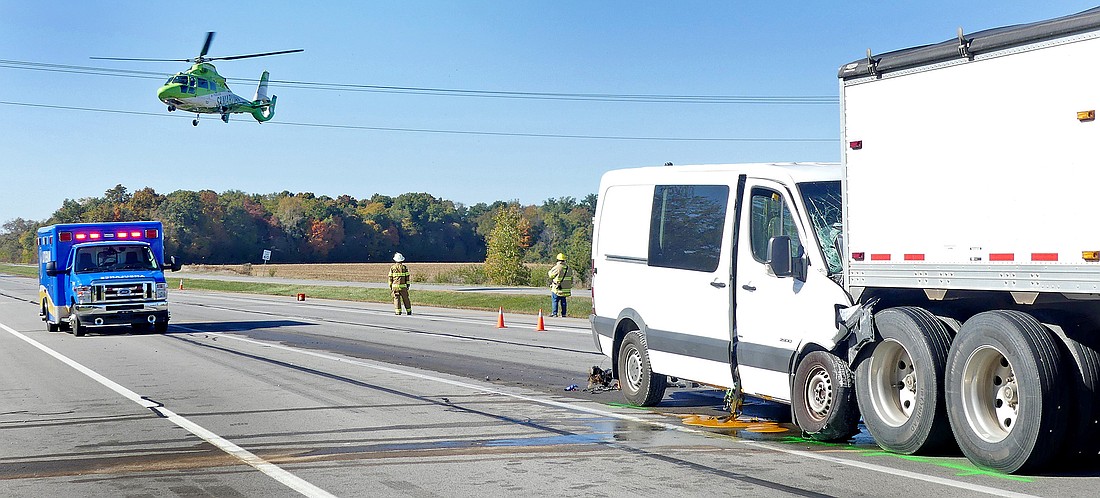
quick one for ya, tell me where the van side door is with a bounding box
[641,184,736,389]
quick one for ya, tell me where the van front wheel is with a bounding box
[618,331,666,406]
[793,351,860,441]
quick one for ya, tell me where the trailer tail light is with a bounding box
[849,140,863,150]
[59,232,72,242]
[851,252,865,261]
[145,229,159,239]
[1083,251,1100,262]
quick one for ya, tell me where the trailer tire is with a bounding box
[945,311,1067,473]
[617,331,666,406]
[1048,324,1100,464]
[793,350,860,441]
[856,307,954,454]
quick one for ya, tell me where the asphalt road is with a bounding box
[0,272,1095,497]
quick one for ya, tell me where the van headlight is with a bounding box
[74,285,93,304]
[155,282,167,300]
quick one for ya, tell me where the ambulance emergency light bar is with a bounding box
[58,229,159,242]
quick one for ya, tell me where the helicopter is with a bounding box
[92,32,302,126]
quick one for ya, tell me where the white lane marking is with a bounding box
[194,329,1038,498]
[176,292,590,334]
[0,322,335,498]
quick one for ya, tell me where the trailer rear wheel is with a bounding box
[617,331,666,406]
[793,350,859,441]
[856,307,954,454]
[1048,324,1100,464]
[945,311,1067,473]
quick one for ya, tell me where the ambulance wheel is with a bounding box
[855,307,954,454]
[793,350,860,441]
[617,331,666,406]
[43,301,59,332]
[945,310,1067,473]
[72,317,86,337]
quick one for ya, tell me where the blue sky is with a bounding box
[1,1,1096,224]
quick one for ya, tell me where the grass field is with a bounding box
[0,262,589,316]
[185,262,557,286]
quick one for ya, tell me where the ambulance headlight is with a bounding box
[155,282,167,300]
[74,286,93,304]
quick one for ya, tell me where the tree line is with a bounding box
[0,185,596,284]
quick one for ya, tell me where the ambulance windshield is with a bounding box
[74,245,159,273]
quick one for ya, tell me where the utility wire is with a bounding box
[0,58,838,104]
[0,100,837,142]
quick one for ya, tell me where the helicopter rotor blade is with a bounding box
[206,49,304,62]
[89,56,192,62]
[199,32,215,60]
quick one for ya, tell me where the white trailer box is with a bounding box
[838,8,1100,473]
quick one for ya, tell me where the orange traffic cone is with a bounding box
[178,279,184,290]
[496,307,506,328]
[535,309,546,331]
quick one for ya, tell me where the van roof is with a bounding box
[599,162,840,186]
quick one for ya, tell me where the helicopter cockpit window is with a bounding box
[170,75,188,85]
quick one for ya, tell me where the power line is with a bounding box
[0,58,838,105]
[0,100,837,142]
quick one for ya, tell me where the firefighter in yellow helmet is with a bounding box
[389,252,412,315]
[547,252,573,317]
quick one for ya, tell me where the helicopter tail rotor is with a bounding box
[250,95,277,123]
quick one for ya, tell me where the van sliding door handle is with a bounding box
[710,281,727,288]
[741,284,757,291]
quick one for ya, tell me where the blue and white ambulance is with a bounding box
[38,221,180,336]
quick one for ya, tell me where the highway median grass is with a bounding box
[177,278,591,316]
[0,263,589,316]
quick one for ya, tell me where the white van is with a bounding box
[589,162,853,439]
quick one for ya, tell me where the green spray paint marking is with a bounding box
[779,436,1033,483]
[605,402,647,410]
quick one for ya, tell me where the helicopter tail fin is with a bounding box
[253,70,271,102]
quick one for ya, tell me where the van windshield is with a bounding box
[73,245,159,273]
[798,181,843,275]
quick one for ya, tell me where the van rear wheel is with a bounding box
[618,331,666,406]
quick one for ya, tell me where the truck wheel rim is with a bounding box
[960,345,1016,443]
[806,365,833,420]
[625,346,643,393]
[868,339,916,427]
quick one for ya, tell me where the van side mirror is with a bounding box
[167,256,182,272]
[45,261,60,276]
[767,236,792,277]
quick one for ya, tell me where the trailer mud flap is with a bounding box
[836,298,879,364]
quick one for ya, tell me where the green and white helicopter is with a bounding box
[93,32,302,126]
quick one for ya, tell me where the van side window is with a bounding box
[648,185,729,272]
[750,187,802,263]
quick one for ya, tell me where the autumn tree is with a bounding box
[483,205,531,286]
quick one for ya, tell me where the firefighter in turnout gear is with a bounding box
[389,252,412,315]
[547,252,573,317]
